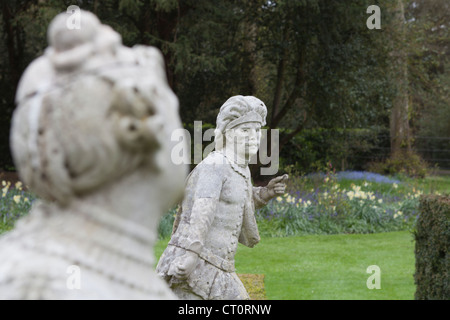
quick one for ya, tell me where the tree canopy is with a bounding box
[0,0,448,172]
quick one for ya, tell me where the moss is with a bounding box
[238,274,266,300]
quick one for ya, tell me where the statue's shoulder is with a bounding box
[190,152,228,179]
[198,151,228,168]
[15,55,54,104]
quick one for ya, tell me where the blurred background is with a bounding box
[0,0,448,179]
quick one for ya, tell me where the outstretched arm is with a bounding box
[241,174,288,248]
[254,174,288,207]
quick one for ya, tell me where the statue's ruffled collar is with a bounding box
[213,151,250,180]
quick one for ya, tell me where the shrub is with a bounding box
[158,206,177,239]
[279,126,389,173]
[367,150,428,178]
[414,194,450,300]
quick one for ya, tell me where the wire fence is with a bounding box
[351,135,450,170]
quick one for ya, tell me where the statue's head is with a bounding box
[45,10,121,71]
[214,95,267,160]
[11,11,187,209]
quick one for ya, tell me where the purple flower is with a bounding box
[336,171,400,184]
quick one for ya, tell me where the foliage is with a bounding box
[0,0,400,170]
[404,0,450,168]
[0,181,36,233]
[256,171,422,237]
[254,164,450,237]
[414,194,450,300]
[1,0,447,172]
[252,0,396,128]
[158,205,177,239]
[367,150,429,178]
[279,126,390,173]
[335,171,400,184]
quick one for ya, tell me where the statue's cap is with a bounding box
[226,110,263,130]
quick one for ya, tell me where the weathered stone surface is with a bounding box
[157,95,287,300]
[0,10,187,299]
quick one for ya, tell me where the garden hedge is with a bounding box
[414,194,450,300]
[279,126,390,173]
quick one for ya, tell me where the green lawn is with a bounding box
[155,231,416,300]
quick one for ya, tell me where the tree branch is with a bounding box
[279,97,314,152]
[271,50,305,129]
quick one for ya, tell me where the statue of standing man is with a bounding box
[157,95,288,300]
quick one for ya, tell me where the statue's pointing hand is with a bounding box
[263,174,289,200]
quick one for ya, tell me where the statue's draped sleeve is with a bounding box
[237,186,267,248]
[172,161,224,255]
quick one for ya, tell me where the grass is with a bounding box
[155,231,416,300]
[410,175,450,194]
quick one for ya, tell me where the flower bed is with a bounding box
[1,181,36,233]
[256,171,426,237]
[1,171,447,238]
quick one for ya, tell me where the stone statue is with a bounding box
[156,95,288,300]
[0,10,187,299]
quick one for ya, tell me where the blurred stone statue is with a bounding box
[156,95,288,300]
[0,10,187,299]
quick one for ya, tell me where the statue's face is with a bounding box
[225,121,262,160]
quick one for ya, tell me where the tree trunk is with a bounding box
[270,26,289,126]
[390,0,411,156]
